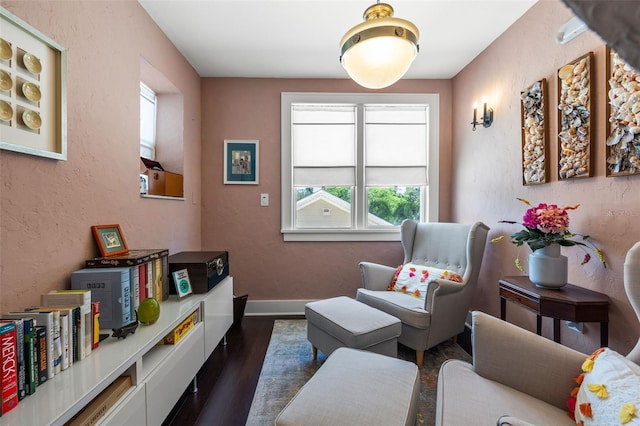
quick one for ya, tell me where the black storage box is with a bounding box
[168,251,229,294]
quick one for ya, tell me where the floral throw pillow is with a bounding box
[388,263,463,300]
[568,347,640,425]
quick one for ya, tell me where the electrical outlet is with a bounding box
[260,193,269,206]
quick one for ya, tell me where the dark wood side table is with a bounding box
[499,276,609,347]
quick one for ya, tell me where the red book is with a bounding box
[138,264,147,301]
[0,321,19,415]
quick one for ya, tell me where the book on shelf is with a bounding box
[24,308,62,375]
[60,314,70,371]
[131,265,140,312]
[4,311,54,380]
[22,318,37,395]
[153,257,163,302]
[71,268,132,330]
[84,249,169,268]
[138,263,147,302]
[39,301,81,364]
[0,319,25,402]
[146,261,153,299]
[0,320,19,415]
[92,302,100,349]
[35,326,47,385]
[67,375,132,426]
[42,291,91,359]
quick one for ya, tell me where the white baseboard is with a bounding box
[245,299,316,316]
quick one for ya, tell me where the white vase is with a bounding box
[528,243,568,289]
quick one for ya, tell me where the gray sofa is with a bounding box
[436,311,583,425]
[436,242,640,425]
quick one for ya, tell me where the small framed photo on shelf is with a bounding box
[224,140,259,184]
[520,79,549,185]
[172,269,192,298]
[91,224,129,257]
[605,47,640,177]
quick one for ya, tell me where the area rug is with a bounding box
[245,320,471,426]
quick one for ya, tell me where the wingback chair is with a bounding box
[356,220,489,368]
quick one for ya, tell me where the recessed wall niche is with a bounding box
[139,57,184,198]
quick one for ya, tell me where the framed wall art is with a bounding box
[520,79,549,185]
[224,140,259,184]
[605,47,640,177]
[91,224,129,257]
[0,7,67,160]
[557,52,593,180]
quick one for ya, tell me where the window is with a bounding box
[281,93,439,241]
[140,82,157,160]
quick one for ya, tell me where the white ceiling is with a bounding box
[138,0,537,80]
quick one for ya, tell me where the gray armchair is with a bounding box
[356,220,489,367]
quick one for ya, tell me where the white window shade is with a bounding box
[292,104,356,187]
[365,105,428,186]
[294,167,355,187]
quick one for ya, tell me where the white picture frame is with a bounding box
[0,7,67,160]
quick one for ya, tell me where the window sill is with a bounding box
[282,229,400,242]
[140,194,185,201]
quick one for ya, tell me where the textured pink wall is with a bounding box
[200,78,453,300]
[0,1,202,313]
[452,0,640,355]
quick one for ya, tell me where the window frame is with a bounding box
[281,92,440,242]
[140,82,157,160]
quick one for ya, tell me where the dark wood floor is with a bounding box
[163,315,302,426]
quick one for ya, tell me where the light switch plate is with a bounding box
[260,193,269,206]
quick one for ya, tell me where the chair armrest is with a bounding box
[497,415,537,426]
[471,311,586,410]
[422,279,464,311]
[359,262,396,291]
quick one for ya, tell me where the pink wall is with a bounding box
[200,78,453,300]
[452,0,640,355]
[0,1,202,313]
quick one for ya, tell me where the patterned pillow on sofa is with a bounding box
[388,263,463,300]
[569,347,640,425]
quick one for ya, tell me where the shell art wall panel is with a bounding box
[557,52,594,180]
[520,79,549,185]
[606,48,640,177]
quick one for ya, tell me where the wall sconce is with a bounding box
[471,99,494,131]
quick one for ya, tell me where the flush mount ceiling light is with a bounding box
[340,2,419,89]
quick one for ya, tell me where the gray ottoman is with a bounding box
[305,296,401,358]
[275,347,420,426]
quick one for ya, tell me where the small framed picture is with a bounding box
[224,140,259,184]
[172,269,193,298]
[91,224,129,257]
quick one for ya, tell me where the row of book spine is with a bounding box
[0,290,99,416]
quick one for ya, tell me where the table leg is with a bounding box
[601,322,609,347]
[536,315,542,335]
[553,319,561,343]
[500,297,506,321]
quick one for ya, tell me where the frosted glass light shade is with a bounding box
[340,3,419,89]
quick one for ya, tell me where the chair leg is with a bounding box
[312,345,318,360]
[415,350,424,369]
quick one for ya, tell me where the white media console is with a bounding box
[0,276,234,426]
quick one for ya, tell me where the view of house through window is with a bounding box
[281,93,439,241]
